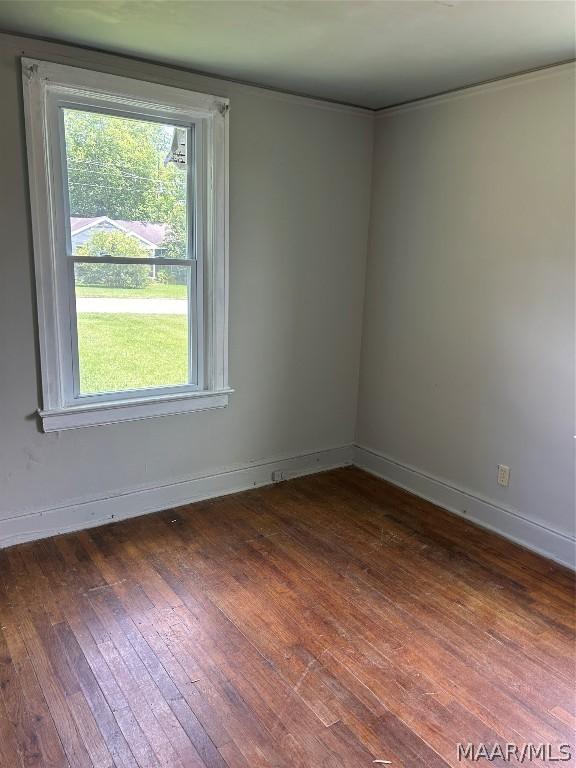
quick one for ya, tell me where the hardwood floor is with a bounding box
[0,467,574,768]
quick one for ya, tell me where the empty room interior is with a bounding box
[0,1,575,766]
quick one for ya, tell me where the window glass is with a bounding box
[63,109,190,259]
[74,263,191,394]
[63,109,194,395]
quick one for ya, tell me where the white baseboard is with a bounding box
[354,445,575,570]
[3,442,573,570]
[0,445,353,549]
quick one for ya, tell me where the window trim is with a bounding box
[22,58,231,431]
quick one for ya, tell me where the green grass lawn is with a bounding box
[76,283,187,299]
[77,313,188,393]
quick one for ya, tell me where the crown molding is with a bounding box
[376,59,576,118]
[2,28,573,119]
[0,28,373,116]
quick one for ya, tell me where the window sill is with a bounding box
[39,389,233,432]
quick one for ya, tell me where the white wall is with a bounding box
[0,33,373,539]
[356,65,575,562]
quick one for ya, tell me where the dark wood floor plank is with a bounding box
[139,571,346,767]
[54,620,140,768]
[0,689,26,768]
[217,741,250,768]
[265,522,573,724]
[0,558,70,768]
[0,468,573,768]
[85,590,211,768]
[246,480,569,675]
[16,613,95,768]
[65,690,115,768]
[244,514,570,747]
[32,541,161,768]
[95,638,182,768]
[337,469,575,610]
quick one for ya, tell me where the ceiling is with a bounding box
[0,1,573,109]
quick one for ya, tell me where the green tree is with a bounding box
[64,109,187,256]
[75,231,151,288]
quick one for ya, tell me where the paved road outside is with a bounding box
[76,297,187,315]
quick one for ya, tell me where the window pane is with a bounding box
[64,109,190,259]
[74,264,191,394]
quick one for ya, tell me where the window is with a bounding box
[22,59,230,431]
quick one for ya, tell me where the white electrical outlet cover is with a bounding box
[497,464,510,487]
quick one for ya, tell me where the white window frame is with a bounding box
[22,59,231,431]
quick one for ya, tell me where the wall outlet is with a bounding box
[497,464,510,487]
[272,470,286,483]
